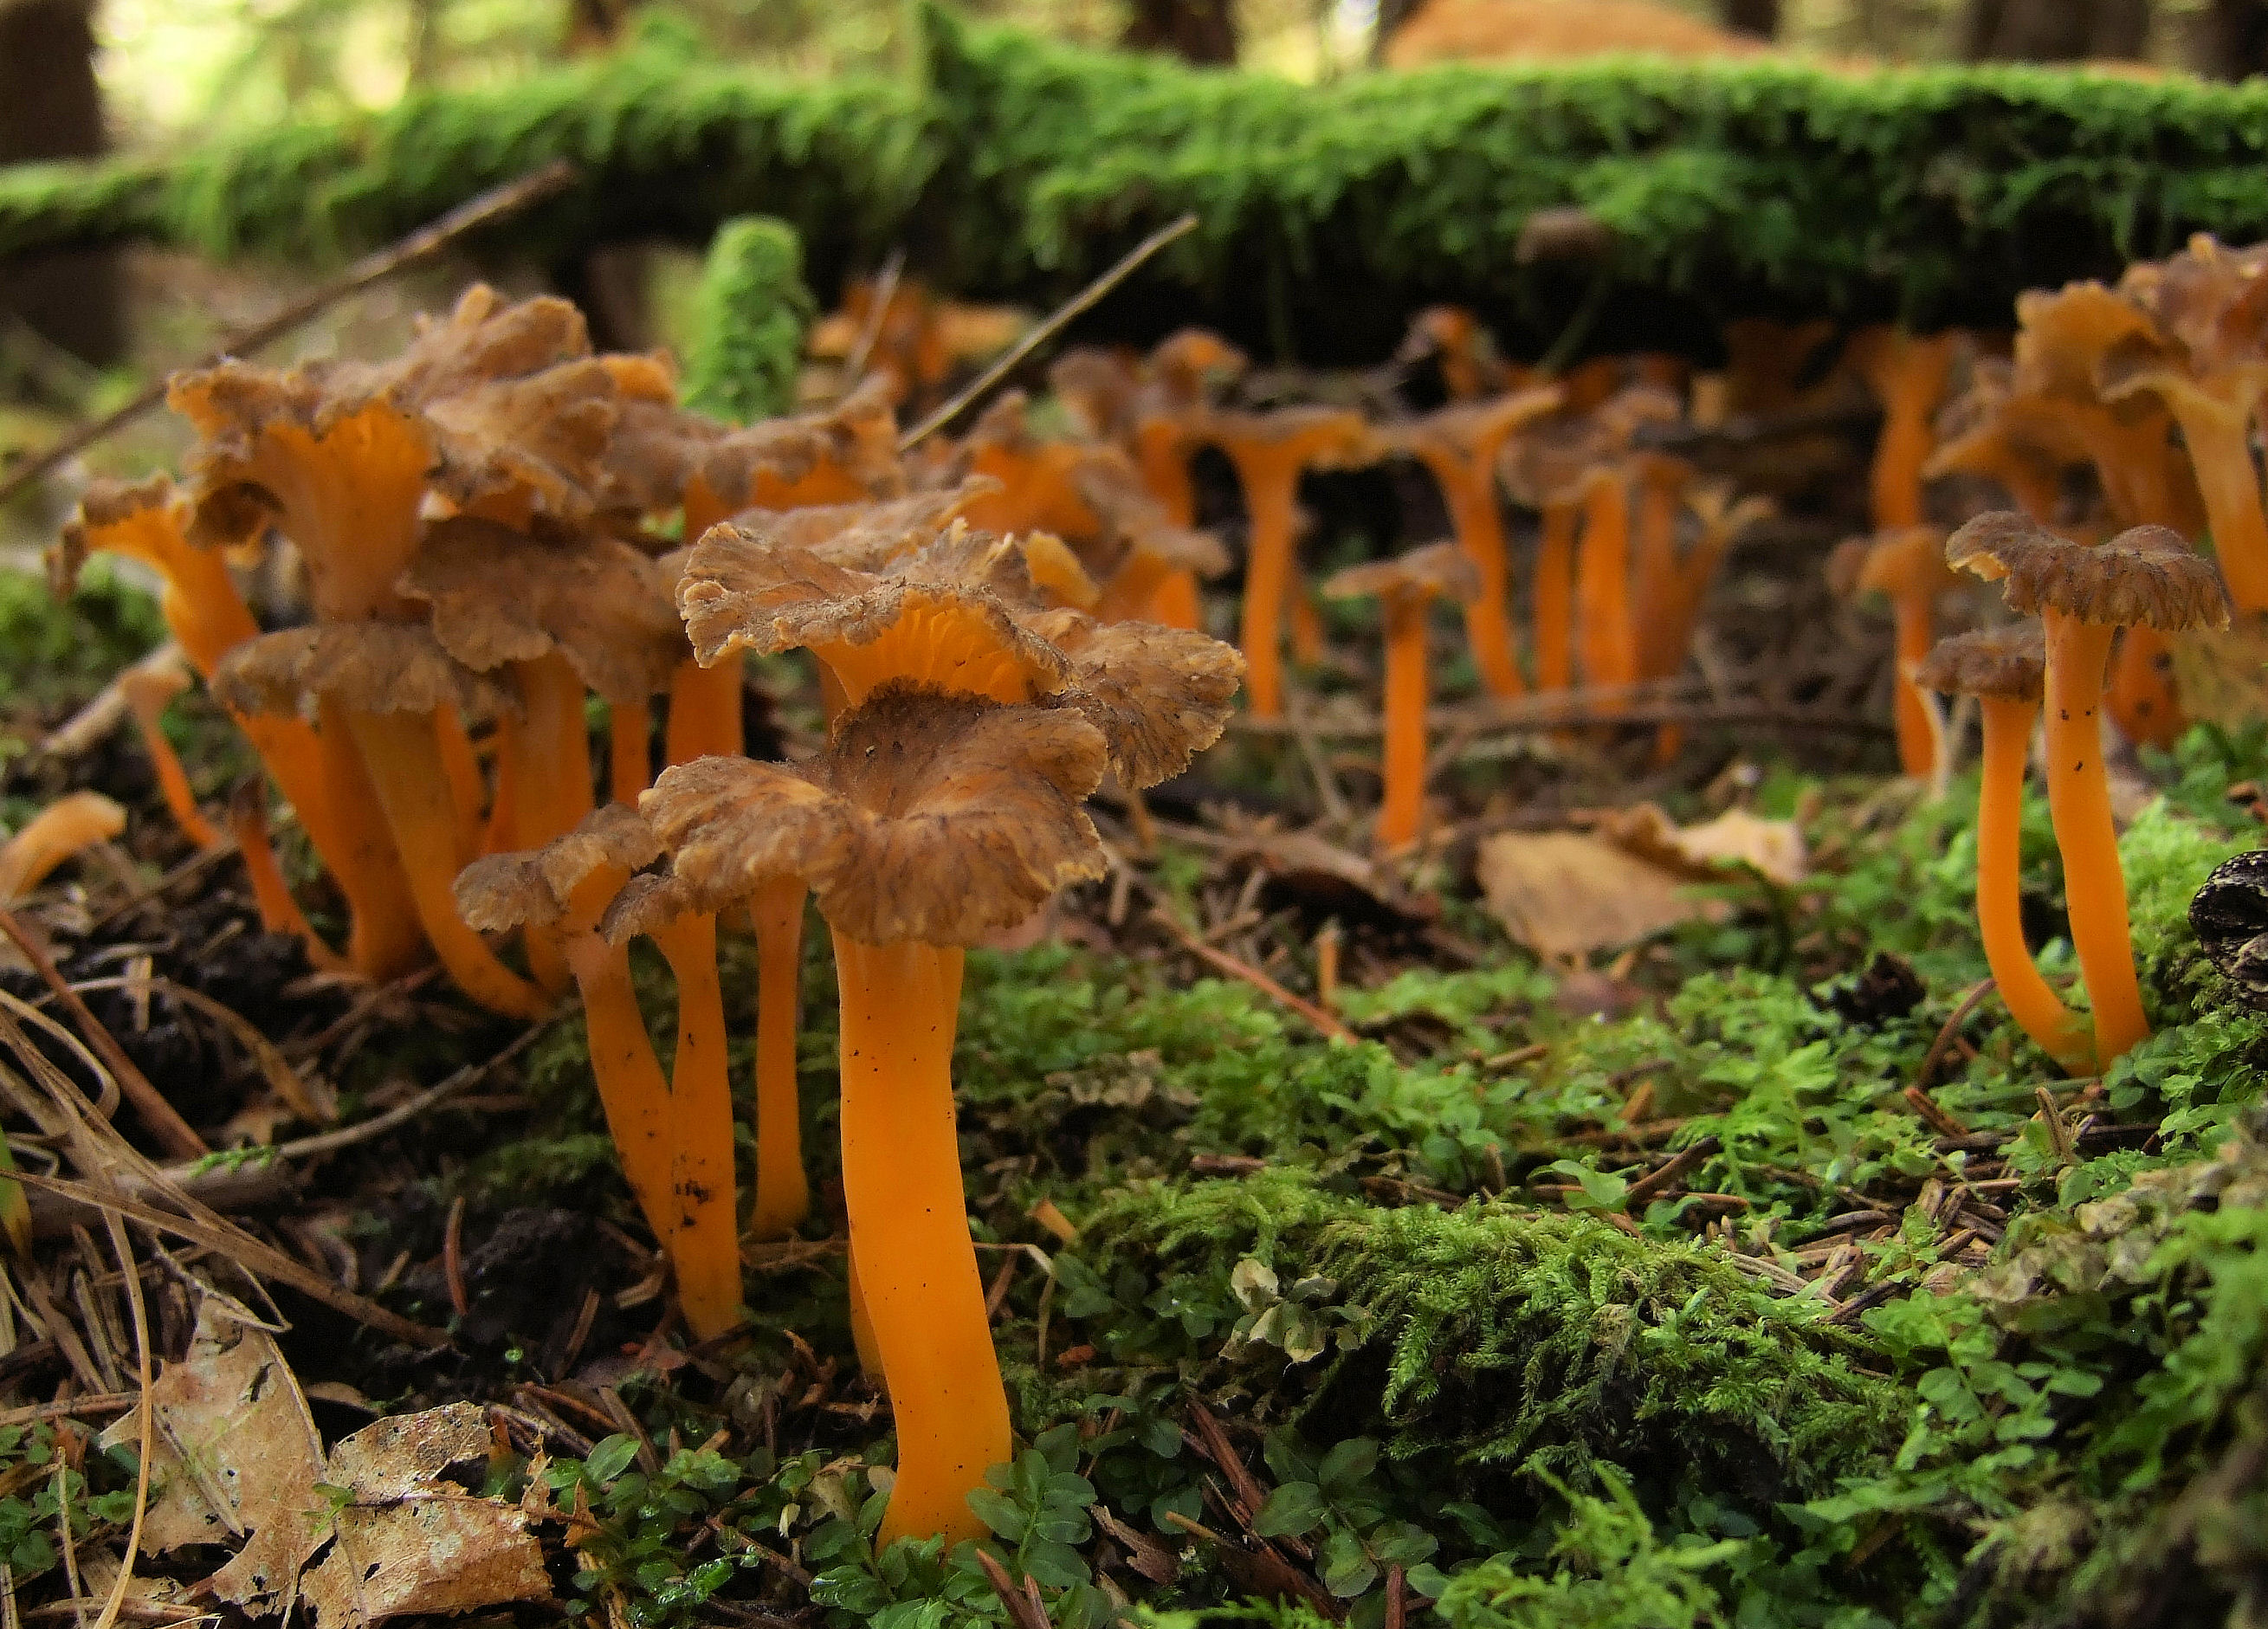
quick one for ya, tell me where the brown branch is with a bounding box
[1149,907,1357,1044]
[0,158,579,507]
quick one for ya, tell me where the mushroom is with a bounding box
[2095,236,2268,615]
[217,624,546,1018]
[1834,526,1956,779]
[1842,326,1959,529]
[1945,513,2231,1064]
[1913,626,2093,1075]
[1323,542,1481,853]
[1500,411,1595,694]
[1573,386,1679,707]
[642,683,1110,1543]
[1074,457,1231,630]
[119,660,221,853]
[1385,385,1562,698]
[1205,406,1373,719]
[456,806,742,1336]
[0,792,126,903]
[1394,307,1515,403]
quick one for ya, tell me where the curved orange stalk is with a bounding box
[1850,330,1956,530]
[1229,446,1310,719]
[316,696,427,979]
[0,792,124,902]
[666,656,745,766]
[832,934,1005,1546]
[121,672,220,851]
[610,701,652,805]
[846,1244,887,1387]
[1376,591,1433,854]
[1576,472,1638,707]
[2040,614,2149,1063]
[1533,500,1579,692]
[560,931,680,1260]
[343,707,550,1019]
[748,876,811,1239]
[1287,577,1326,669]
[2163,400,2268,614]
[1134,419,1199,526]
[1148,568,1204,631]
[646,909,743,1339]
[1889,593,1939,780]
[1974,695,2093,1073]
[505,653,596,994]
[434,708,486,865]
[1418,451,1524,697]
[226,789,346,972]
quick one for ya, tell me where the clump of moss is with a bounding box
[682,217,814,424]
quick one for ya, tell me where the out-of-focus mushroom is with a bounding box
[456,806,744,1334]
[1834,526,1956,779]
[1843,326,1959,529]
[1048,347,1142,443]
[1721,319,1838,417]
[1573,386,1680,708]
[1914,626,2093,1074]
[2097,236,2268,614]
[1205,407,1373,719]
[0,792,126,903]
[1323,542,1481,853]
[1394,307,1516,403]
[219,623,545,1018]
[118,660,220,852]
[1501,410,1595,695]
[227,783,343,969]
[1947,513,2231,1063]
[1385,385,1562,698]
[1923,357,2071,522]
[643,682,1108,1544]
[1074,457,1230,630]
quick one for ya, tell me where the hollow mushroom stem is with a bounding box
[611,701,653,805]
[121,673,221,852]
[1975,695,2094,1074]
[2039,614,2151,1063]
[560,930,682,1264]
[316,696,428,980]
[0,792,124,902]
[831,933,1005,1547]
[1576,473,1638,706]
[435,708,486,865]
[1377,591,1433,854]
[1889,591,1939,780]
[1230,450,1307,720]
[667,655,745,766]
[506,653,597,994]
[645,909,743,1339]
[1423,454,1523,698]
[748,876,811,1239]
[1533,499,1578,692]
[2167,403,2268,615]
[343,706,551,1019]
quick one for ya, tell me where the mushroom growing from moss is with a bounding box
[643,684,1111,1543]
[1913,626,2093,1075]
[1834,526,1955,779]
[1324,542,1481,854]
[1946,513,2231,1064]
[1843,326,1959,530]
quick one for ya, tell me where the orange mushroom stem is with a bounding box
[0,792,125,902]
[1846,327,1958,530]
[1576,469,1640,704]
[636,906,744,1337]
[1532,497,1580,692]
[611,700,653,805]
[747,876,811,1239]
[1843,527,1955,779]
[226,785,346,971]
[120,665,222,852]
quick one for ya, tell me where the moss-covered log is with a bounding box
[16,10,2268,359]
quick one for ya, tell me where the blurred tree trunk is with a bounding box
[2197,0,2268,76]
[1123,0,1237,64]
[1721,0,1780,39]
[0,0,124,369]
[1961,0,2150,60]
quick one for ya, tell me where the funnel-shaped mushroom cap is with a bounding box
[1588,384,1683,451]
[2013,282,2160,406]
[678,516,1073,705]
[1023,608,1244,788]
[1685,482,1775,538]
[1946,512,2232,630]
[2123,234,2268,369]
[48,475,186,597]
[215,622,511,720]
[699,482,1003,573]
[642,682,1108,945]
[1073,456,1231,579]
[1925,358,2076,482]
[1147,330,1249,404]
[1203,404,1374,469]
[1388,385,1565,464]
[695,377,904,514]
[1832,525,1953,603]
[454,804,664,933]
[1913,624,2048,701]
[597,395,726,525]
[168,286,633,622]
[1499,410,1599,507]
[398,515,685,705]
[1323,540,1483,605]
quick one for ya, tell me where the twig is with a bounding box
[841,248,905,389]
[0,159,579,507]
[0,1393,138,1432]
[0,907,207,1159]
[1283,690,1351,825]
[1913,978,1995,1093]
[899,214,1199,450]
[1148,907,1356,1044]
[89,1212,152,1629]
[1621,1134,1722,1211]
[443,1195,469,1321]
[1901,1083,1972,1141]
[39,645,191,760]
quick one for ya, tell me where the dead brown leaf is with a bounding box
[2170,618,2268,730]
[1599,804,1808,887]
[300,1403,552,1629]
[1476,831,1707,959]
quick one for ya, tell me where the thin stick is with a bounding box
[1149,907,1357,1045]
[0,907,206,1159]
[842,248,905,388]
[899,214,1199,451]
[0,159,579,507]
[1913,977,1994,1092]
[89,1212,152,1629]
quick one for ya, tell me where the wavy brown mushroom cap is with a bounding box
[598,396,727,529]
[1201,404,1375,468]
[171,286,627,549]
[1048,348,1143,442]
[676,516,1072,700]
[214,622,512,720]
[694,377,905,514]
[1498,410,1598,507]
[1946,512,2232,631]
[642,682,1108,947]
[454,805,665,934]
[2120,234,2268,369]
[1072,456,1232,580]
[47,475,181,597]
[698,482,1003,572]
[2013,283,2161,412]
[1386,385,1565,462]
[1022,608,1244,788]
[1913,624,2049,702]
[1925,357,2076,487]
[1836,525,1952,602]
[399,515,685,706]
[1147,330,1249,406]
[1323,540,1483,605]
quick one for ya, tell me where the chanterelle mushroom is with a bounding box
[642,682,1109,1544]
[1946,513,2230,1064]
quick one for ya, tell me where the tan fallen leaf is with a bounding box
[301,1403,552,1629]
[1476,830,1713,959]
[2169,618,2268,730]
[100,1292,326,1616]
[1599,804,1808,887]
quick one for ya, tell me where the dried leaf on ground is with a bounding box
[2170,618,2268,729]
[301,1402,552,1629]
[101,1291,326,1614]
[1593,803,1808,886]
[1476,831,1709,959]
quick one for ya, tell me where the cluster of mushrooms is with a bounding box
[47,286,1243,1543]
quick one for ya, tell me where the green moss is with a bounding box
[682,217,815,424]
